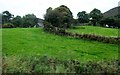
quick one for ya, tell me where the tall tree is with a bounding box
[12,16,22,27]
[2,11,14,24]
[0,14,2,24]
[0,14,2,28]
[22,14,37,28]
[89,8,103,26]
[46,7,52,13]
[77,11,89,23]
[44,5,73,28]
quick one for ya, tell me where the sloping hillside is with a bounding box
[67,26,118,37]
[103,6,120,18]
[2,28,118,62]
[2,28,118,73]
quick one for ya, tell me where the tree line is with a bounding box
[2,11,38,28]
[44,5,120,29]
[2,5,120,28]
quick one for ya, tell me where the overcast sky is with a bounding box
[0,0,119,19]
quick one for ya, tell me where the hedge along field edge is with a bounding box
[44,22,120,44]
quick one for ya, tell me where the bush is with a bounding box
[2,23,15,28]
[2,56,119,74]
[100,18,119,28]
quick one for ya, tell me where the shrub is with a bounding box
[2,23,15,28]
[2,56,119,74]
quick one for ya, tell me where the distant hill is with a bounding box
[103,6,120,18]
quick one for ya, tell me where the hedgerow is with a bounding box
[43,22,120,44]
[2,56,119,74]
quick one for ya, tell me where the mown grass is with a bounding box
[2,28,118,62]
[67,26,118,37]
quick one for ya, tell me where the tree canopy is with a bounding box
[12,16,22,27]
[44,5,73,28]
[77,11,89,23]
[22,14,37,28]
[2,10,38,28]
[2,11,14,24]
[100,18,120,28]
[89,8,103,26]
[0,14,2,24]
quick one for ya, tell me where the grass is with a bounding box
[0,28,2,73]
[2,28,119,73]
[67,26,118,37]
[2,28,118,63]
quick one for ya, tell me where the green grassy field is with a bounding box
[67,26,118,37]
[2,28,118,63]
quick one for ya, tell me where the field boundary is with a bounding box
[44,23,120,44]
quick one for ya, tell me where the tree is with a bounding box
[22,14,37,28]
[115,19,120,28]
[46,7,52,13]
[2,11,14,24]
[89,8,103,26]
[12,16,22,27]
[0,14,2,25]
[44,5,73,28]
[100,18,120,28]
[77,11,89,23]
[73,19,79,25]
